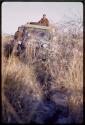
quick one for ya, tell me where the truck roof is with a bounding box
[25,23,50,31]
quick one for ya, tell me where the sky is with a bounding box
[2,2,83,34]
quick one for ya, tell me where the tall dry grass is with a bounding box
[2,19,83,123]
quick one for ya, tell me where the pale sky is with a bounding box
[2,2,83,34]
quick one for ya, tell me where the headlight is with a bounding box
[28,34,31,37]
[18,41,22,45]
[43,44,48,48]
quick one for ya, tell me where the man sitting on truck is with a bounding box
[38,14,49,26]
[30,14,49,26]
